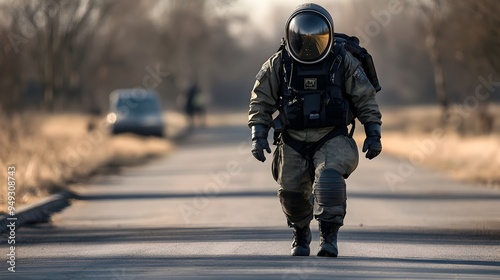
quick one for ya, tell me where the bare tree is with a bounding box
[414,0,500,134]
[0,29,25,113]
[418,0,450,121]
[83,0,163,112]
[6,0,115,111]
[472,0,500,74]
[159,0,242,106]
[446,0,499,135]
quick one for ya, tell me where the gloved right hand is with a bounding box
[362,122,382,160]
[251,124,271,162]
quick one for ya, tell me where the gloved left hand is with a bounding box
[251,124,271,162]
[362,122,382,160]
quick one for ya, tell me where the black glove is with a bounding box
[362,122,382,160]
[251,124,271,162]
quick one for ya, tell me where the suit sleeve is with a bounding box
[344,52,382,125]
[248,52,282,128]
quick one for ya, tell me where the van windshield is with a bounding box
[116,98,161,114]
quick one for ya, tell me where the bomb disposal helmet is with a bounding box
[285,3,334,64]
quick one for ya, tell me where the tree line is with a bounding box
[0,0,498,134]
[0,0,241,114]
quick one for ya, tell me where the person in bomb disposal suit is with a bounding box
[248,3,382,257]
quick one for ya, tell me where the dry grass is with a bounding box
[376,105,500,187]
[0,112,184,210]
[3,105,498,212]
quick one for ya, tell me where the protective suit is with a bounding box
[248,3,382,257]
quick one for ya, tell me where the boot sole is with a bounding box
[317,249,337,257]
[291,246,310,256]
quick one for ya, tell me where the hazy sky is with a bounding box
[224,0,351,47]
[148,0,353,48]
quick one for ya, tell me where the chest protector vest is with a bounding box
[281,44,353,130]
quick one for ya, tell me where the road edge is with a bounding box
[0,126,193,234]
[0,191,75,233]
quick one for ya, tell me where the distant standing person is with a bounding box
[185,83,206,128]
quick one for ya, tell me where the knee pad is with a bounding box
[313,169,346,206]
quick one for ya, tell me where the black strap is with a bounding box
[282,126,348,181]
[281,46,292,107]
[282,126,348,161]
[349,120,355,138]
[330,46,345,87]
[332,44,357,137]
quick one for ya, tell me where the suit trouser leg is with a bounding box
[275,143,314,228]
[312,135,359,225]
[275,135,359,228]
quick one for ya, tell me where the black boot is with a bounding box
[317,221,340,257]
[291,225,311,256]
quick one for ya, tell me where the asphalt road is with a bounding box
[3,115,500,279]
